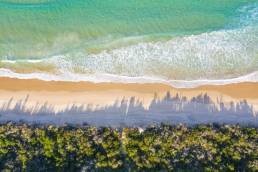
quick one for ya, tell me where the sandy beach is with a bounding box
[0,77,258,111]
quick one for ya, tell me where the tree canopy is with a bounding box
[0,123,257,171]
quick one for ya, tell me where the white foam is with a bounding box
[47,26,258,81]
[0,68,258,88]
[1,4,258,87]
[1,59,43,64]
[1,26,257,87]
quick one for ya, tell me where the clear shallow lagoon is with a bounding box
[0,0,257,86]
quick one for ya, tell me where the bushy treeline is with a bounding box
[0,123,257,172]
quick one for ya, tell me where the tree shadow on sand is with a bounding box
[0,92,257,126]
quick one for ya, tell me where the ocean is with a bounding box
[0,0,257,87]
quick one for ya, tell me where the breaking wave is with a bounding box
[0,2,258,88]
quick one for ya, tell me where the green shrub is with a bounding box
[0,123,257,171]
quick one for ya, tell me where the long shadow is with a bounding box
[0,92,257,126]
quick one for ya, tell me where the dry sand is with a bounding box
[0,77,257,110]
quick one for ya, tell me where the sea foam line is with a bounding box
[0,68,257,88]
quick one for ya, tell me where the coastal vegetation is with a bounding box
[0,122,257,171]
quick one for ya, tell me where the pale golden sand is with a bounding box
[0,77,257,110]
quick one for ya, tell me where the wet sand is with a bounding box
[0,77,258,110]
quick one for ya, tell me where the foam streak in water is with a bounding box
[0,68,258,88]
[0,1,258,86]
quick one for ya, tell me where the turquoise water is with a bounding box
[0,0,258,85]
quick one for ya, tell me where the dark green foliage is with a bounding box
[0,123,257,171]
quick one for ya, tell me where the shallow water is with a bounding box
[0,0,257,87]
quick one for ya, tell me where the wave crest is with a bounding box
[47,26,258,81]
